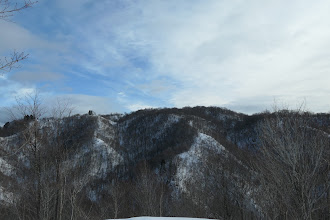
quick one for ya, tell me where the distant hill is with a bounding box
[0,106,329,220]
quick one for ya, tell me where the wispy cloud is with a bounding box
[63,0,329,112]
[1,0,329,115]
[46,94,124,114]
[10,71,64,83]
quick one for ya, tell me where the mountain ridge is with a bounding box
[0,106,329,219]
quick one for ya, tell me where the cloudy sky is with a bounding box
[1,0,329,123]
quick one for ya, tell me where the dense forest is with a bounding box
[0,97,329,220]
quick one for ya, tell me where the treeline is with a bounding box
[0,94,329,220]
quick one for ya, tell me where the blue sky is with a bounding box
[1,0,330,123]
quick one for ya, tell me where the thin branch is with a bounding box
[0,51,28,73]
[0,1,38,73]
[0,0,37,20]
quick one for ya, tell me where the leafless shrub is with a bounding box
[255,108,330,219]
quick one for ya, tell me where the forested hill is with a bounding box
[0,106,329,220]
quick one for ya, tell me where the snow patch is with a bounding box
[0,186,14,204]
[89,138,123,178]
[175,132,225,191]
[109,120,117,125]
[0,158,13,176]
[168,114,181,123]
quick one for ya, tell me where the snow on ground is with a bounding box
[106,217,214,220]
[85,115,124,178]
[90,137,123,177]
[0,186,14,204]
[168,114,181,123]
[97,116,117,139]
[109,120,117,125]
[0,157,13,176]
[152,114,182,140]
[175,132,226,191]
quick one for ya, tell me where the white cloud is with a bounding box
[126,103,156,112]
[49,94,124,115]
[0,20,63,54]
[0,78,37,106]
[10,71,64,83]
[0,108,9,126]
[0,22,38,53]
[0,91,124,125]
[94,0,330,112]
[3,0,330,114]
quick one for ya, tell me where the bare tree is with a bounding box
[98,176,127,219]
[132,161,166,216]
[255,109,330,220]
[47,98,74,220]
[0,0,37,73]
[3,91,83,220]
[5,90,46,220]
[7,90,46,120]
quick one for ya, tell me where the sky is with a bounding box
[1,0,330,124]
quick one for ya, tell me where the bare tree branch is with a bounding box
[0,0,37,73]
[0,0,37,20]
[0,51,28,73]
[254,108,330,219]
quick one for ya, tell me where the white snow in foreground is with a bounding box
[106,217,214,220]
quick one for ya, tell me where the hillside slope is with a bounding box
[0,107,329,220]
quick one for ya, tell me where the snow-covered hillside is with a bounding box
[175,132,225,191]
[0,107,329,220]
